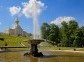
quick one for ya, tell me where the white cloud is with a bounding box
[51,16,75,25]
[22,0,45,18]
[9,6,21,16]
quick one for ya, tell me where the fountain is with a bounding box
[24,0,44,57]
[28,39,44,57]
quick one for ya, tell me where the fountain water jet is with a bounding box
[25,0,44,57]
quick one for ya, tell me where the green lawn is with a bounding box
[39,42,84,51]
[0,34,84,51]
[0,34,31,47]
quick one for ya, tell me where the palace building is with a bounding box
[4,18,28,36]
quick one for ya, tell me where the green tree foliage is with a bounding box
[68,21,78,30]
[48,24,60,45]
[73,28,84,47]
[80,26,84,36]
[41,20,84,47]
[60,21,70,47]
[41,23,50,40]
[68,21,78,46]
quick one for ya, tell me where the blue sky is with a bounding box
[0,0,84,33]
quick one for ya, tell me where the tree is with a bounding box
[48,24,60,45]
[68,20,78,46]
[68,21,78,30]
[60,21,70,47]
[41,23,50,40]
[80,26,84,36]
[41,20,84,47]
[73,28,84,47]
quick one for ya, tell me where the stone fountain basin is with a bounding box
[28,39,44,44]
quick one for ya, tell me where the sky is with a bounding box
[0,0,84,33]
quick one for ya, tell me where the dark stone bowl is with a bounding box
[28,39,44,44]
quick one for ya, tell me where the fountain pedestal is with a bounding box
[28,39,44,57]
[30,44,38,54]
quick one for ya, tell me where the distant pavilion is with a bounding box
[5,18,28,36]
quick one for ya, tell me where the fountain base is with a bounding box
[24,39,44,57]
[24,52,43,57]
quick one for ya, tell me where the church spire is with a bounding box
[15,17,19,25]
[12,17,19,29]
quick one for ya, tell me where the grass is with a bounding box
[0,34,31,47]
[39,42,73,51]
[39,42,84,51]
[0,34,32,51]
[0,34,84,51]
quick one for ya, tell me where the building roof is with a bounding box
[12,18,22,30]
